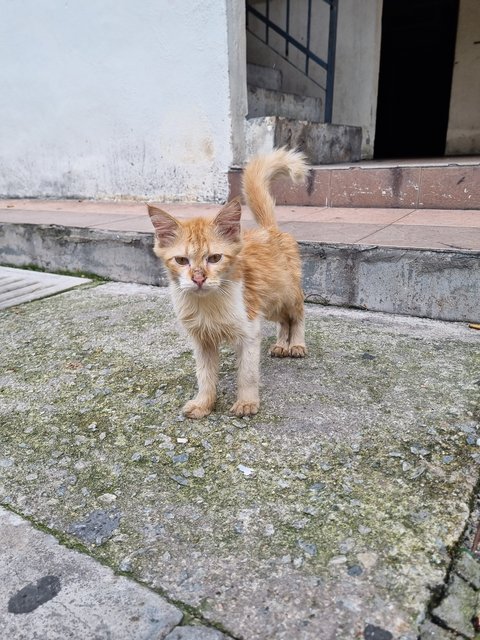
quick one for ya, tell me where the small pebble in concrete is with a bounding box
[98,493,117,504]
[358,525,372,535]
[172,453,189,464]
[410,445,429,456]
[119,558,132,572]
[291,518,309,530]
[297,539,317,557]
[171,475,189,486]
[237,464,254,476]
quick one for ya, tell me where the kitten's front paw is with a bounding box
[182,400,213,419]
[230,400,259,417]
[270,344,290,358]
[289,345,307,358]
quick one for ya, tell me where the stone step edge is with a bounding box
[245,116,362,165]
[0,222,478,323]
[229,163,480,210]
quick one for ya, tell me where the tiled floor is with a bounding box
[1,199,479,250]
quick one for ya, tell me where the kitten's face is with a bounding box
[148,200,243,294]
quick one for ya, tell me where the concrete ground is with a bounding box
[1,281,479,639]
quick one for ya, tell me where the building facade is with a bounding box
[0,0,478,202]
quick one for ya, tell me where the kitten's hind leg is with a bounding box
[183,339,219,419]
[270,320,290,357]
[231,318,261,416]
[288,312,307,358]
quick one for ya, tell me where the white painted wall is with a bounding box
[446,0,480,155]
[332,0,383,158]
[0,0,247,201]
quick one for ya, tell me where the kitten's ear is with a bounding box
[147,205,181,247]
[214,198,242,242]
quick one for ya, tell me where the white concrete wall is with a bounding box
[0,0,247,201]
[446,0,480,155]
[332,0,383,158]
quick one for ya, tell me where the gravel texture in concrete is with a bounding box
[0,282,479,639]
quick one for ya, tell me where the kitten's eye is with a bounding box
[174,256,189,265]
[207,254,222,264]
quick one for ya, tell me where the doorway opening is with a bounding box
[374,0,459,159]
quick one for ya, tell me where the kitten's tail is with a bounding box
[242,147,308,229]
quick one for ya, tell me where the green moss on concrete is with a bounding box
[0,283,479,638]
[1,261,109,282]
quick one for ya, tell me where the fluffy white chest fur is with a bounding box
[170,280,253,344]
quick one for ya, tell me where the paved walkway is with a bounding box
[1,198,479,250]
[1,281,479,639]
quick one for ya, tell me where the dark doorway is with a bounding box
[374,0,459,159]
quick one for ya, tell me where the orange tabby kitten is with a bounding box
[147,148,308,419]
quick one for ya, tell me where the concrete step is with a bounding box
[247,63,282,91]
[245,116,362,165]
[0,200,479,323]
[247,85,323,121]
[230,156,480,209]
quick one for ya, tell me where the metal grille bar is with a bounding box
[246,0,338,123]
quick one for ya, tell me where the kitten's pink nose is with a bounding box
[192,272,206,287]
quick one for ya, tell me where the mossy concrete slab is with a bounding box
[1,283,479,639]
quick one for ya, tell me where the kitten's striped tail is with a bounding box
[242,147,308,229]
